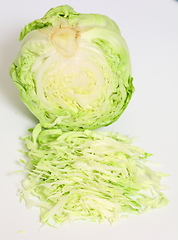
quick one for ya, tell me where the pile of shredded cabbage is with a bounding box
[19,124,169,226]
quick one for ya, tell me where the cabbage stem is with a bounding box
[50,27,79,57]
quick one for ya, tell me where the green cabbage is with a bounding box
[10,5,134,130]
[19,124,169,226]
[10,5,168,226]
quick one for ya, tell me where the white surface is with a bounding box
[0,0,178,239]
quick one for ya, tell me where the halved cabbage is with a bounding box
[10,5,134,130]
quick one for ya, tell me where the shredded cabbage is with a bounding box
[19,124,169,226]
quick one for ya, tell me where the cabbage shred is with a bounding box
[20,124,169,225]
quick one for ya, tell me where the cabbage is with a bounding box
[10,5,168,226]
[19,124,169,226]
[10,5,134,130]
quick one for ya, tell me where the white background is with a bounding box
[0,0,178,239]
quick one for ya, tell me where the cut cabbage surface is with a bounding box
[10,5,134,130]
